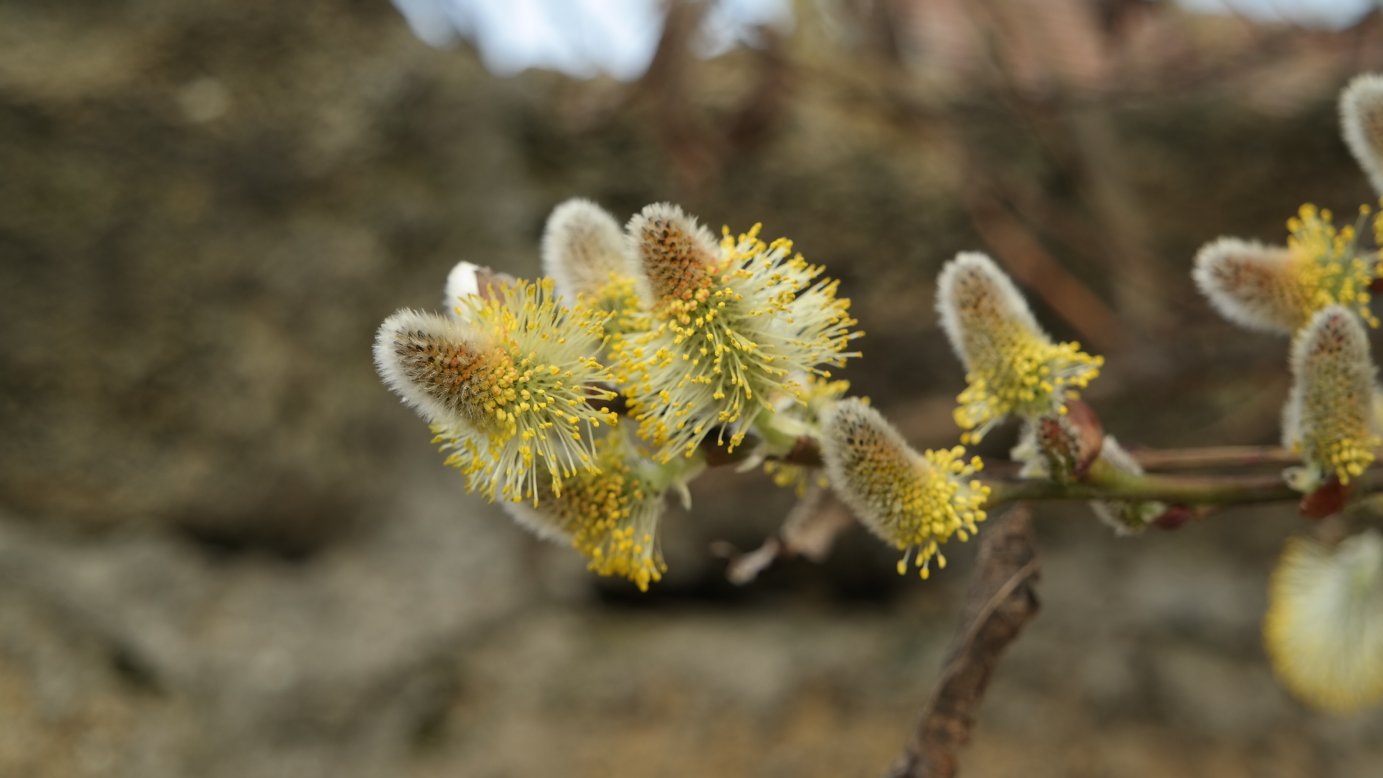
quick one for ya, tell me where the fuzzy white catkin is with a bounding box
[1266,530,1383,713]
[1191,237,1300,334]
[374,308,484,426]
[1341,73,1383,197]
[935,252,1044,371]
[625,201,719,301]
[541,198,638,300]
[443,261,481,317]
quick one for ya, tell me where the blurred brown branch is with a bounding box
[885,505,1041,778]
[714,484,856,585]
[961,184,1124,353]
[636,0,792,187]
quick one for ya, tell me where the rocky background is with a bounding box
[3,1,1383,775]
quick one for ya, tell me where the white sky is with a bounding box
[390,0,791,79]
[1180,0,1378,29]
[390,0,1380,80]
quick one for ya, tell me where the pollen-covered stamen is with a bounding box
[820,398,989,580]
[1282,305,1380,492]
[580,273,647,343]
[1265,531,1383,713]
[1341,73,1383,197]
[628,202,719,302]
[1288,205,1380,328]
[572,466,667,593]
[542,198,641,301]
[504,434,669,592]
[617,211,860,463]
[936,253,1102,443]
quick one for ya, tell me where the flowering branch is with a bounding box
[364,70,1383,776]
[691,427,1351,510]
[1123,445,1301,471]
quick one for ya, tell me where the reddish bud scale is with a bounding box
[1151,505,1194,531]
[1298,477,1348,520]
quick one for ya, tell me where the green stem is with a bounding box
[753,407,811,458]
[986,456,1305,507]
[643,450,707,494]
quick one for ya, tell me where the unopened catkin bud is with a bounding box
[1341,73,1383,197]
[541,198,639,301]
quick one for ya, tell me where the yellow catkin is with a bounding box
[821,398,989,579]
[937,253,1101,443]
[617,204,860,462]
[1265,531,1383,713]
[504,434,668,591]
[1194,204,1383,334]
[1282,306,1380,491]
[376,278,618,504]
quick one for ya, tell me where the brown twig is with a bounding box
[962,186,1123,353]
[1128,445,1301,471]
[714,485,856,585]
[885,505,1041,778]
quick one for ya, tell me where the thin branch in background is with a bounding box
[714,483,857,585]
[633,0,793,188]
[885,505,1041,778]
[962,186,1124,353]
[637,0,722,186]
[1129,444,1300,471]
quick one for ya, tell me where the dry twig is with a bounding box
[714,485,857,585]
[885,505,1041,778]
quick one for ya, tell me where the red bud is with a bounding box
[1151,504,1194,530]
[1299,477,1348,520]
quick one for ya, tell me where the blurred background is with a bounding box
[3,0,1383,775]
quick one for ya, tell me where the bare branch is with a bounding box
[1129,445,1301,471]
[715,485,856,585]
[885,506,1041,778]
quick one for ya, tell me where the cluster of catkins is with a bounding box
[377,201,863,591]
[374,194,1111,591]
[375,73,1383,714]
[1189,74,1383,714]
